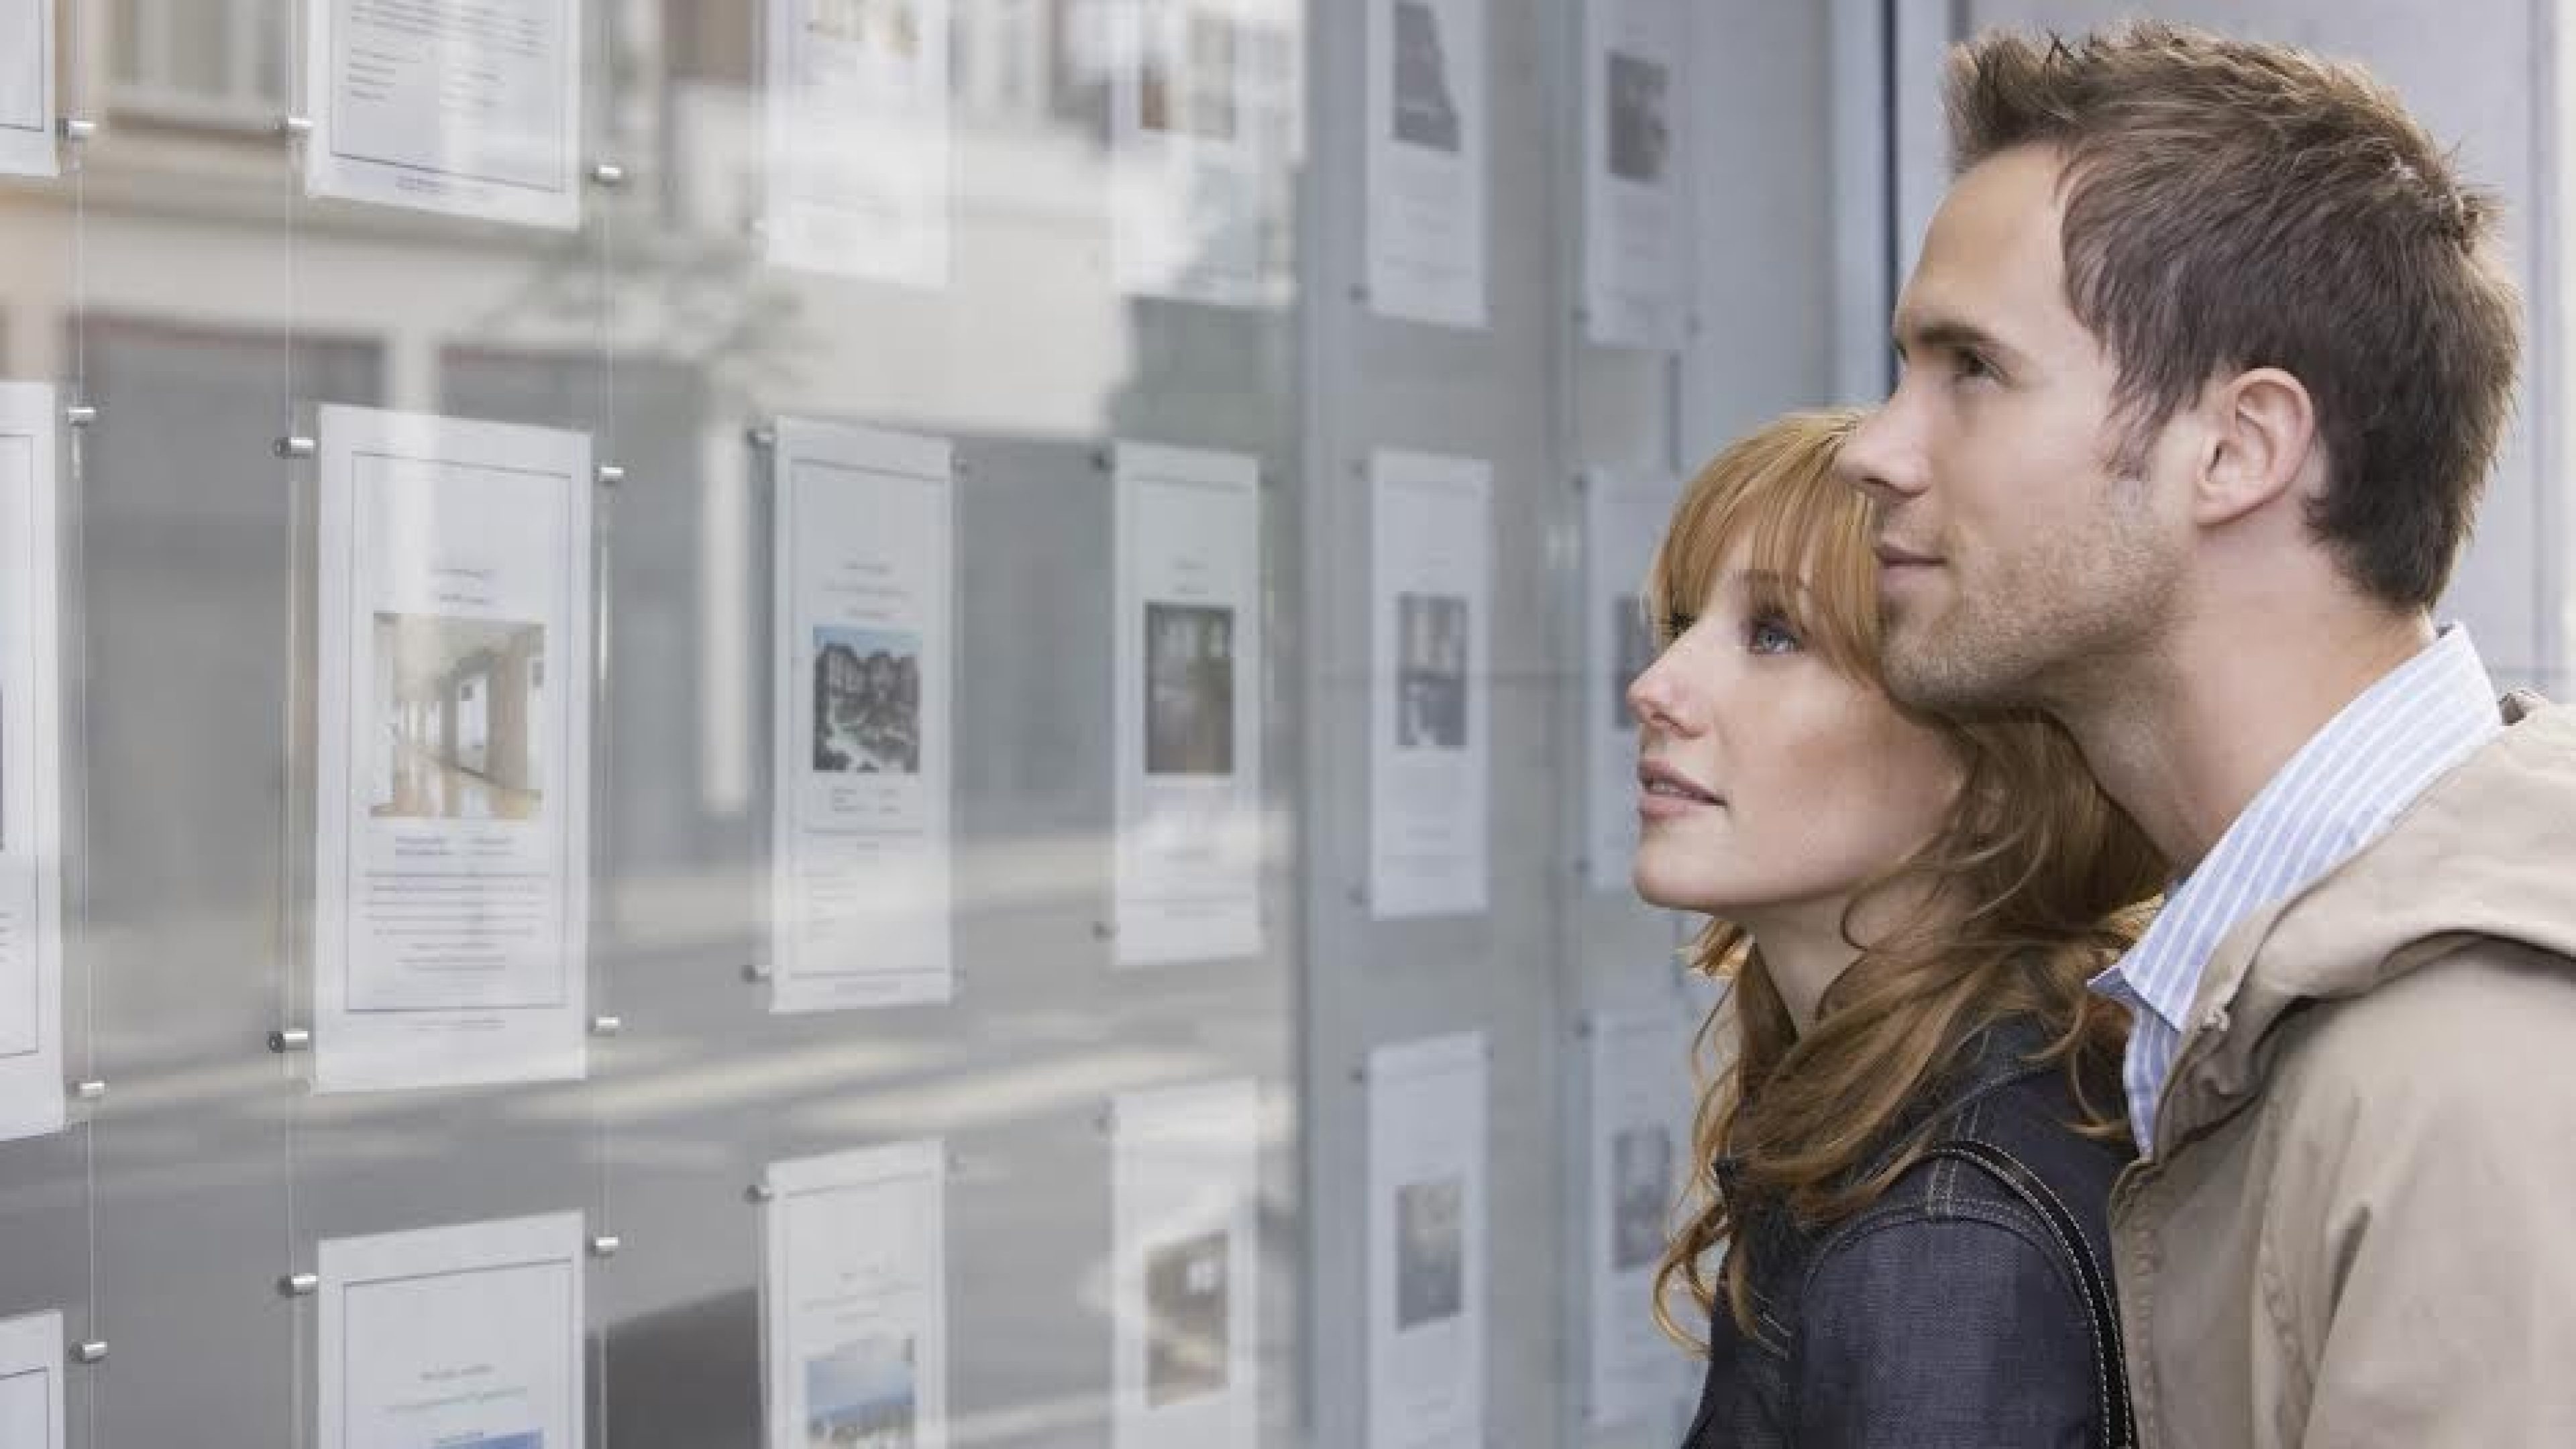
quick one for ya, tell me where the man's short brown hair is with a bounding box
[1948,21,2522,611]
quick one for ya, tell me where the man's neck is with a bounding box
[2052,605,2436,873]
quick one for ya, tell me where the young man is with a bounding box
[1839,22,2576,1449]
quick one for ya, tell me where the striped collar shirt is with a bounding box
[2090,625,2501,1155]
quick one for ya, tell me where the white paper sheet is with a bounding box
[1584,1007,1697,1428]
[767,418,955,1011]
[305,0,584,229]
[1364,0,1486,327]
[1583,468,1680,895]
[1111,1078,1259,1448]
[1111,0,1269,306]
[317,1212,585,1449]
[0,1309,64,1449]
[0,0,54,178]
[1366,1031,1487,1449]
[1580,0,1689,350]
[763,1140,950,1449]
[1114,443,1263,965]
[763,0,952,285]
[1368,449,1490,919]
[0,383,60,1143]
[313,405,592,1092]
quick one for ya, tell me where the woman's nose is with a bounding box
[1627,649,1690,733]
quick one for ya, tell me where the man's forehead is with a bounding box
[1923,151,2065,277]
[1897,148,2080,348]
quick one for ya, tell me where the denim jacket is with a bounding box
[1680,1017,2131,1449]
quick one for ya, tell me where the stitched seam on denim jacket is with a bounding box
[1803,1193,2082,1313]
[1788,1202,2099,1436]
[1945,1092,2123,1316]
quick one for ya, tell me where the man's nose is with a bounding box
[1838,405,1929,504]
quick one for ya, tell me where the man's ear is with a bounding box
[2194,367,2318,527]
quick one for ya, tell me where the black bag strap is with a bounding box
[1921,1138,2137,1449]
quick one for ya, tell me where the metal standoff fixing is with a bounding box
[588,1234,622,1258]
[268,1026,313,1053]
[63,403,95,428]
[56,117,95,144]
[278,115,313,138]
[589,1014,623,1038]
[588,160,627,187]
[741,961,773,983]
[274,435,316,460]
[745,425,777,450]
[745,1181,776,1204]
[68,1079,106,1103]
[594,462,626,487]
[70,1340,106,1365]
[278,1271,319,1298]
[1091,920,1117,942]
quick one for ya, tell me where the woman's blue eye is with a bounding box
[1748,615,1801,655]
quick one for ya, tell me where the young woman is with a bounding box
[1631,410,2162,1448]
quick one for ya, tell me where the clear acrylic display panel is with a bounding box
[0,1,1754,1445]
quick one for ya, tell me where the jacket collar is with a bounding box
[1713,1014,2060,1218]
[2151,693,2576,1156]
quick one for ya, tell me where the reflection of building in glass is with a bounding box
[372,613,547,822]
[814,629,923,774]
[1391,1,1462,153]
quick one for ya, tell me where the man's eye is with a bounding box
[1748,615,1801,655]
[1953,350,1998,383]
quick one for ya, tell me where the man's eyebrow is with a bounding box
[1890,312,2023,365]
